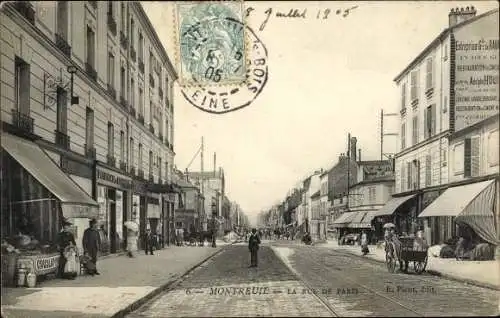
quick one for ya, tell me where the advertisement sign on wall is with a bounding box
[454,15,499,131]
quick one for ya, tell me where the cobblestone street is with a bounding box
[128,242,499,317]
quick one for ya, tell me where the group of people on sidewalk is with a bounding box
[57,218,101,280]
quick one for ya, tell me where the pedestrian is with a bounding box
[82,218,101,275]
[57,218,77,279]
[361,230,369,255]
[144,228,155,255]
[126,219,139,258]
[248,228,261,267]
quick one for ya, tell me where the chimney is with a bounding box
[358,149,361,162]
[449,6,477,27]
[350,137,357,161]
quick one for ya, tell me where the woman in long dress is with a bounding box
[361,230,369,255]
[127,226,138,257]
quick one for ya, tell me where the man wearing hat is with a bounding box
[83,219,101,275]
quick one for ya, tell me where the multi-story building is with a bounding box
[319,170,330,240]
[172,169,203,236]
[388,6,499,245]
[0,2,177,257]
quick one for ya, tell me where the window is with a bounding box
[150,101,153,122]
[412,115,419,146]
[130,78,135,109]
[453,143,464,174]
[158,157,162,181]
[85,107,94,148]
[488,130,499,166]
[15,56,30,114]
[425,155,432,187]
[107,1,113,15]
[56,87,68,133]
[425,57,434,91]
[410,70,419,101]
[165,161,169,180]
[424,104,436,139]
[400,162,406,192]
[138,143,143,171]
[107,52,115,86]
[149,51,154,73]
[130,19,135,47]
[149,150,153,176]
[401,83,406,110]
[86,26,95,67]
[139,87,144,115]
[138,32,144,60]
[464,136,480,177]
[165,76,169,102]
[120,66,126,98]
[129,138,134,167]
[406,162,412,190]
[120,131,125,162]
[121,3,126,32]
[401,123,406,150]
[57,1,68,39]
[107,122,114,156]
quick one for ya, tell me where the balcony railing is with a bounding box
[138,59,145,74]
[120,31,128,50]
[107,14,117,36]
[55,34,71,58]
[85,145,96,159]
[85,63,97,81]
[159,88,163,100]
[107,84,116,99]
[130,47,137,62]
[138,169,144,179]
[120,160,127,170]
[11,109,34,134]
[138,114,145,125]
[129,106,136,117]
[120,95,127,109]
[55,130,70,149]
[14,2,35,25]
[149,123,155,135]
[130,166,136,175]
[149,74,155,88]
[107,155,116,166]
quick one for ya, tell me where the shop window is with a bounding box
[488,130,499,166]
[15,56,31,114]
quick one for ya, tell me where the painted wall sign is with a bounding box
[454,21,499,131]
[97,166,132,189]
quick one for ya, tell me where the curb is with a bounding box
[110,241,237,318]
[322,245,500,291]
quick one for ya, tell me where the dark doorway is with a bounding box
[108,189,117,253]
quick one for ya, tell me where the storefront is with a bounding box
[95,164,131,254]
[163,193,176,246]
[131,179,147,250]
[1,133,98,285]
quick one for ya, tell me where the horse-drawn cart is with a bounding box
[385,236,428,274]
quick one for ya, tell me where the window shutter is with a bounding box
[470,137,480,176]
[464,138,471,177]
[401,83,406,110]
[407,162,412,190]
[401,123,406,149]
[488,130,499,166]
[424,108,428,139]
[425,155,431,187]
[431,104,436,136]
[400,162,406,192]
[426,58,433,90]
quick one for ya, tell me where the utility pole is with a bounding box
[380,109,399,161]
[346,133,351,211]
[201,137,204,195]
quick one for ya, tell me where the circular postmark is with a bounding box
[180,18,268,114]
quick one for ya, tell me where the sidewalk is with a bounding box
[316,240,500,290]
[1,243,230,318]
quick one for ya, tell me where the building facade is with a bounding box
[391,7,499,245]
[1,1,178,255]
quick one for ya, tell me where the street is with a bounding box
[128,242,499,317]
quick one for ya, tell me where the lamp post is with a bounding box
[66,65,79,105]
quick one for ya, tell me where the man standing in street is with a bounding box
[83,219,101,275]
[144,228,155,255]
[248,228,261,268]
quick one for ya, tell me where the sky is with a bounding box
[142,1,499,224]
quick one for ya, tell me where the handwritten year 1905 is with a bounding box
[245,6,359,31]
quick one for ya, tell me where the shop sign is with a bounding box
[97,167,132,189]
[454,24,499,131]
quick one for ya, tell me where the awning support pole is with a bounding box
[10,198,56,205]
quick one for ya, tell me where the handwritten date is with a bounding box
[245,6,359,31]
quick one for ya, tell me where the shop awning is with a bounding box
[347,211,367,228]
[373,194,417,217]
[348,210,378,228]
[418,180,499,245]
[331,211,357,228]
[2,133,98,218]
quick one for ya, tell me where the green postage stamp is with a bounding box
[175,1,246,86]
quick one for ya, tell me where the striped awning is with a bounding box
[332,211,357,228]
[348,210,378,228]
[419,179,499,245]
